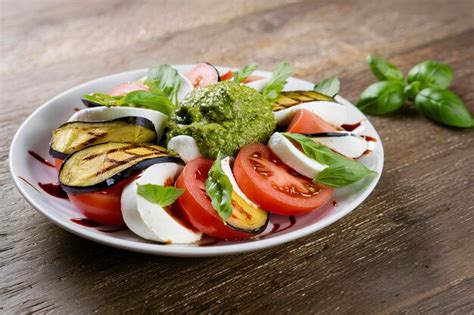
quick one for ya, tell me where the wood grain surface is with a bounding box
[1,0,473,313]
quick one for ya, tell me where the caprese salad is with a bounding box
[49,62,377,244]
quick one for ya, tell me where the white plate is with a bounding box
[9,65,384,257]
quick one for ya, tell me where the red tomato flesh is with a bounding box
[175,158,256,240]
[233,144,333,215]
[287,109,337,133]
[67,177,136,227]
[186,63,219,88]
[108,81,149,96]
[54,158,63,171]
[220,70,233,81]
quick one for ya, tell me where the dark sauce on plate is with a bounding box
[18,176,40,192]
[70,218,102,227]
[28,150,55,168]
[341,121,363,131]
[38,182,68,199]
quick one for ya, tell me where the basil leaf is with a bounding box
[82,90,174,116]
[82,93,123,106]
[136,184,184,207]
[415,88,473,128]
[315,162,376,188]
[367,55,404,82]
[282,133,376,188]
[145,64,182,104]
[403,81,421,101]
[232,63,259,83]
[407,60,453,89]
[356,81,406,115]
[313,76,340,97]
[123,90,175,115]
[262,62,293,102]
[283,133,344,165]
[205,152,233,222]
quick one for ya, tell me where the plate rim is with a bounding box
[9,65,384,257]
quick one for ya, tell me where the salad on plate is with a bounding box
[47,62,377,244]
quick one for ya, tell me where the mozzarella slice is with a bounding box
[245,77,270,92]
[177,73,194,101]
[121,163,202,244]
[268,132,327,179]
[167,135,202,162]
[69,106,168,141]
[274,101,348,127]
[138,72,193,101]
[309,132,373,159]
[220,156,259,208]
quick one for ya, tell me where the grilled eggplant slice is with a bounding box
[49,117,157,159]
[227,191,269,234]
[59,142,183,193]
[272,90,335,112]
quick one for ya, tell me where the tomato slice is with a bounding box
[186,63,220,88]
[54,158,63,171]
[220,70,233,81]
[67,177,135,227]
[242,75,265,83]
[287,109,337,133]
[233,144,333,215]
[175,158,256,240]
[108,81,149,96]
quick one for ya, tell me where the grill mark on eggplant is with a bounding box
[59,141,184,193]
[82,144,140,161]
[49,117,157,158]
[96,152,163,176]
[272,91,334,112]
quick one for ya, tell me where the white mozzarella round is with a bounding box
[121,163,202,244]
[138,72,194,101]
[245,77,270,92]
[310,132,371,159]
[220,156,259,208]
[274,101,348,127]
[68,106,168,140]
[268,132,327,179]
[177,73,194,101]
[167,135,202,163]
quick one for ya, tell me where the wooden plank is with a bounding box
[1,0,473,313]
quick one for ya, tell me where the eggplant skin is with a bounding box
[204,62,221,81]
[59,142,183,194]
[49,116,157,160]
[225,192,269,235]
[272,90,335,112]
[227,215,269,235]
[81,97,103,108]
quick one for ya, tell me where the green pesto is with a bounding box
[167,81,276,158]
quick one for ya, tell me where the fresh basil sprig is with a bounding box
[136,184,184,207]
[232,63,259,83]
[205,152,233,222]
[282,133,376,188]
[83,90,175,116]
[145,64,182,104]
[313,76,340,97]
[262,62,293,102]
[357,55,473,128]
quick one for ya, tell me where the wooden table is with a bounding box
[1,0,473,313]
